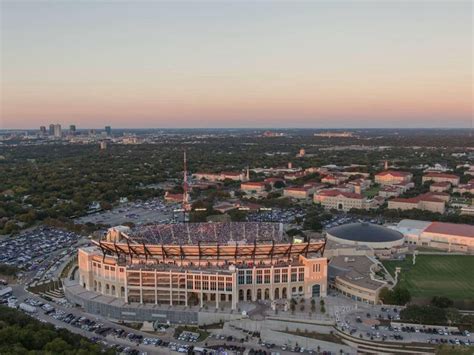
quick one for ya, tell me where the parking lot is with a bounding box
[0,227,83,283]
[247,207,305,224]
[337,304,472,347]
[75,198,180,226]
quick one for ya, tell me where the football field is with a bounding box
[383,255,474,300]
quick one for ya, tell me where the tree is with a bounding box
[431,296,453,309]
[273,181,285,189]
[379,286,411,305]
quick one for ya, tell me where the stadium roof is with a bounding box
[327,222,404,243]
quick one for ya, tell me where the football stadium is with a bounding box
[77,222,328,311]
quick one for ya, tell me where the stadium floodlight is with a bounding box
[173,208,185,212]
[194,208,207,212]
[260,207,272,211]
[238,207,250,211]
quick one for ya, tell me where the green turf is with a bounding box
[363,186,381,198]
[383,255,474,300]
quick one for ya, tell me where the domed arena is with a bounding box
[326,222,404,249]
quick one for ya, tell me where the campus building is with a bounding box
[193,171,247,182]
[283,186,311,200]
[328,255,387,305]
[314,189,371,212]
[241,181,267,194]
[374,171,413,185]
[422,172,460,186]
[388,193,447,214]
[77,223,328,313]
[395,220,474,253]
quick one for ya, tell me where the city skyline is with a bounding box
[1,1,472,129]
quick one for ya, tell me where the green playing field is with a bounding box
[383,255,474,300]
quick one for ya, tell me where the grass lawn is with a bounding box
[363,186,381,198]
[383,255,474,301]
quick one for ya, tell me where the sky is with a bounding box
[1,0,472,129]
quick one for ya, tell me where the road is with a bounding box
[10,284,307,355]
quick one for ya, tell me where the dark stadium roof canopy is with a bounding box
[327,223,403,243]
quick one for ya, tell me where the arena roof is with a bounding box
[327,223,404,243]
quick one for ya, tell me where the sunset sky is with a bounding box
[1,1,472,129]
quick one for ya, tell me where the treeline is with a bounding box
[0,305,115,354]
[400,297,474,331]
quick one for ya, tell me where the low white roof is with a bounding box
[395,219,431,235]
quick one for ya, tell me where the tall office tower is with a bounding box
[53,124,62,138]
[69,125,76,135]
[105,126,112,136]
[49,124,55,136]
[39,126,46,135]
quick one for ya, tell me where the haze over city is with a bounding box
[1,1,472,129]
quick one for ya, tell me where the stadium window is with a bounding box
[298,271,304,282]
[246,273,252,284]
[238,274,245,285]
[274,274,280,283]
[282,274,288,283]
[291,273,297,282]
[218,282,224,291]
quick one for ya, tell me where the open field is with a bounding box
[383,255,474,301]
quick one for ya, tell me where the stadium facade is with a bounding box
[77,222,328,310]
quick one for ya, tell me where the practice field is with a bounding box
[383,255,474,300]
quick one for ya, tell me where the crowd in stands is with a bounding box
[130,222,284,244]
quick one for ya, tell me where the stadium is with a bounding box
[77,222,328,311]
[326,222,405,249]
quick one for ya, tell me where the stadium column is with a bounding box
[139,269,143,304]
[154,271,158,305]
[169,271,173,306]
[252,267,257,302]
[231,273,237,310]
[287,267,291,300]
[124,270,128,303]
[215,282,219,309]
[200,271,204,308]
[270,266,275,301]
[184,270,188,307]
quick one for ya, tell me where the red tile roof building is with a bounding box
[429,181,451,193]
[375,170,413,185]
[241,181,267,193]
[422,172,460,186]
[454,183,474,195]
[314,189,372,212]
[398,220,474,252]
[283,186,312,199]
[388,193,446,213]
[421,222,473,252]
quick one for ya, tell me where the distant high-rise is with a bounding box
[69,125,76,135]
[39,126,46,135]
[105,126,112,136]
[49,124,55,136]
[53,124,62,138]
